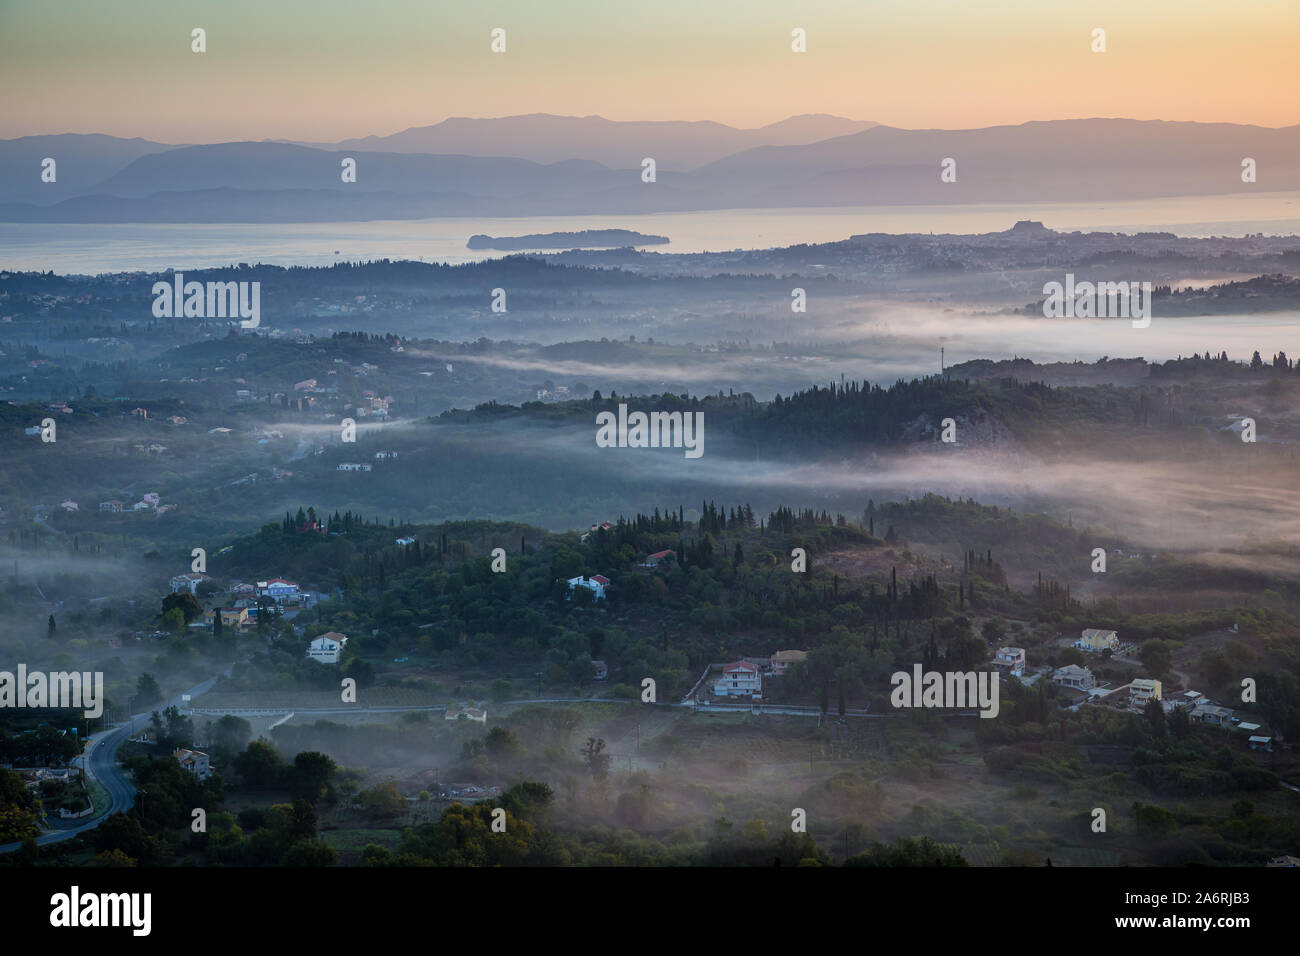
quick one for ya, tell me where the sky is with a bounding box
[1,0,1297,142]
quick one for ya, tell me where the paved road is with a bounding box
[0,662,241,854]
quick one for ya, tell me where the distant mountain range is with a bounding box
[1,116,1296,223]
[300,113,879,169]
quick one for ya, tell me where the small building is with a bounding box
[1248,736,1272,752]
[591,660,609,681]
[337,462,372,472]
[1052,664,1095,690]
[307,632,347,664]
[713,660,762,698]
[257,578,300,603]
[567,575,608,601]
[1130,678,1162,706]
[770,649,808,676]
[579,521,615,544]
[1162,689,1203,713]
[640,549,676,569]
[204,607,248,628]
[1076,628,1119,653]
[445,707,487,724]
[395,536,416,547]
[170,572,207,594]
[993,646,1026,676]
[60,499,78,513]
[173,748,211,780]
[99,500,124,513]
[1192,702,1233,726]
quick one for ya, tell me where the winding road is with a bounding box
[0,664,240,854]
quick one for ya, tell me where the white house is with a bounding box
[169,572,207,594]
[567,575,610,601]
[258,578,300,603]
[307,632,347,664]
[395,536,416,547]
[337,462,372,472]
[1052,664,1095,690]
[713,660,762,698]
[173,748,211,780]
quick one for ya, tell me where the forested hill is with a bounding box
[437,354,1300,454]
[437,374,1142,451]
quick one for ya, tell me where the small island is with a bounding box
[467,229,670,251]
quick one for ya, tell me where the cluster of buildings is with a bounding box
[1041,628,1274,750]
[355,389,393,419]
[169,574,309,633]
[99,492,167,514]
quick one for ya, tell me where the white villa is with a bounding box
[713,660,762,698]
[307,632,347,664]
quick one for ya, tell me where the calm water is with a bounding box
[2,192,1299,274]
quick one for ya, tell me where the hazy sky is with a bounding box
[2,0,1297,141]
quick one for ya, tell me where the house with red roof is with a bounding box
[567,575,609,601]
[713,660,762,698]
